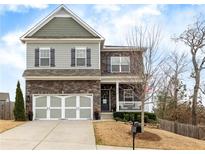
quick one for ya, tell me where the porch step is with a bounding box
[101,112,113,120]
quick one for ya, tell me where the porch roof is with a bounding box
[23,69,101,77]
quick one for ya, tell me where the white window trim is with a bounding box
[39,47,50,67]
[123,89,134,103]
[111,56,130,73]
[75,47,87,67]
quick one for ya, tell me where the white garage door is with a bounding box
[33,95,93,120]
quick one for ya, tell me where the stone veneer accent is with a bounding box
[101,51,143,76]
[26,80,100,119]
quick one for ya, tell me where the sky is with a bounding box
[0,4,205,101]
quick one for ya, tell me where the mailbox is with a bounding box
[131,122,141,150]
[131,122,141,134]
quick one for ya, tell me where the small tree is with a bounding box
[13,81,26,121]
[160,51,188,121]
[126,25,162,132]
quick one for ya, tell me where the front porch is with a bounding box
[101,82,142,112]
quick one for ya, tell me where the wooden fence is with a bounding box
[159,119,205,140]
[0,102,14,120]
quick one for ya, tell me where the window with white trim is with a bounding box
[111,56,130,72]
[123,89,134,101]
[76,47,86,66]
[40,48,50,66]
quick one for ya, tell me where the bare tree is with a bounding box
[199,82,205,95]
[159,50,187,122]
[126,25,162,132]
[175,17,205,125]
[155,69,172,119]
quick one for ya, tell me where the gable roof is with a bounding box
[20,5,105,43]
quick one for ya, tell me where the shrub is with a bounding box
[124,113,130,121]
[13,81,26,121]
[114,117,121,121]
[113,112,157,123]
[136,114,141,122]
[146,112,157,121]
[144,115,149,123]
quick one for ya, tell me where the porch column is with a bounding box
[116,81,119,111]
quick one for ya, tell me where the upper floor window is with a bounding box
[111,56,130,73]
[124,89,134,101]
[40,48,50,66]
[76,47,86,66]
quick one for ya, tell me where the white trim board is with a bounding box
[23,38,103,42]
[24,75,142,82]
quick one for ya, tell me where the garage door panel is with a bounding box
[36,109,47,119]
[65,96,76,107]
[50,109,61,119]
[34,95,92,120]
[50,96,61,107]
[65,109,76,118]
[35,96,47,107]
[80,109,91,119]
[80,96,91,107]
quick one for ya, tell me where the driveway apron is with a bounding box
[0,120,96,150]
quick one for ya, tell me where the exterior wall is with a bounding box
[26,80,101,117]
[26,43,100,69]
[101,51,143,76]
[32,17,96,38]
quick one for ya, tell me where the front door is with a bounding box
[101,90,110,111]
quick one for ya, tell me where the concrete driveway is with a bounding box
[0,120,96,150]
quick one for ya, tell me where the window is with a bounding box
[124,89,134,101]
[111,56,130,72]
[121,57,130,72]
[111,57,120,72]
[40,48,50,66]
[76,47,86,66]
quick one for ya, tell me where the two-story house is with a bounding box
[20,5,144,120]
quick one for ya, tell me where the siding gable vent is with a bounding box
[34,48,39,67]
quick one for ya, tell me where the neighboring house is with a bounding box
[20,5,144,120]
[0,92,13,120]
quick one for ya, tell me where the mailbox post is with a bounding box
[131,121,141,150]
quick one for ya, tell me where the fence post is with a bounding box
[174,121,177,133]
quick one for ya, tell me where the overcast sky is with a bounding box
[0,4,205,101]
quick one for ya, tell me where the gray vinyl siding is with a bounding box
[26,43,100,69]
[31,17,97,38]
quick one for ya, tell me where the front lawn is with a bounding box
[93,121,205,150]
[0,120,25,133]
